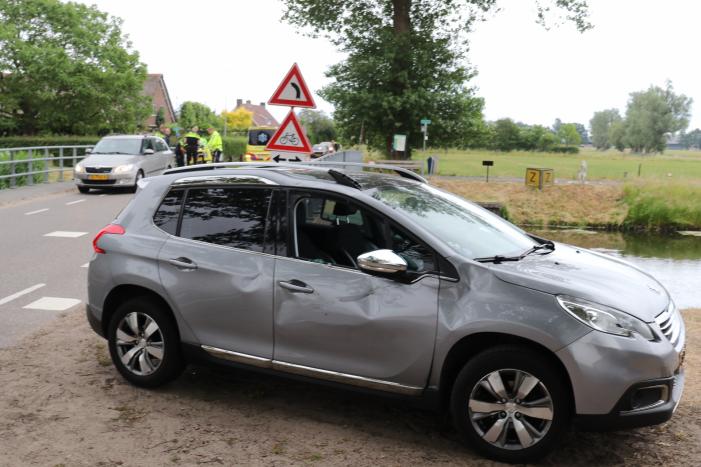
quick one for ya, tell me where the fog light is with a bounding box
[630,385,668,410]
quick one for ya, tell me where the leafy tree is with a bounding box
[680,128,701,149]
[178,101,222,131]
[299,109,337,143]
[609,120,626,152]
[557,123,581,147]
[0,0,150,135]
[520,124,557,151]
[573,123,589,144]
[490,118,522,151]
[155,107,166,128]
[589,109,622,150]
[624,81,692,153]
[282,0,590,158]
[222,107,253,132]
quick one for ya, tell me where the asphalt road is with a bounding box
[0,182,133,348]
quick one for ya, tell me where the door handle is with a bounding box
[278,280,314,294]
[168,257,198,270]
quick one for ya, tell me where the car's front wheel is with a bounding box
[450,346,570,463]
[107,297,184,388]
[78,186,90,194]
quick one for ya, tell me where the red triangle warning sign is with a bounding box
[265,110,313,154]
[268,63,316,108]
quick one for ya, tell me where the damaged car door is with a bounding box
[272,191,440,393]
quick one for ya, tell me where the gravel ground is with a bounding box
[0,309,698,466]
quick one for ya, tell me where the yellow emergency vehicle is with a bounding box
[243,126,277,161]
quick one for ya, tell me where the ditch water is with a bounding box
[529,229,701,309]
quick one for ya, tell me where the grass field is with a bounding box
[408,147,701,181]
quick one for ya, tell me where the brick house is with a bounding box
[234,99,279,127]
[143,74,176,129]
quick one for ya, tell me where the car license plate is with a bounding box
[88,174,109,181]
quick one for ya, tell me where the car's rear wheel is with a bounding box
[78,186,90,194]
[450,346,570,463]
[107,297,184,388]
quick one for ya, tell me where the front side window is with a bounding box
[291,192,434,274]
[180,187,272,252]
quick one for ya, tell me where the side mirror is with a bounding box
[357,249,407,274]
[143,149,155,155]
[85,148,92,154]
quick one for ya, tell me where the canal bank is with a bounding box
[433,178,701,232]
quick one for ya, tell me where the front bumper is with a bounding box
[575,369,685,430]
[75,172,137,187]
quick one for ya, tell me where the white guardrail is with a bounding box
[0,145,93,188]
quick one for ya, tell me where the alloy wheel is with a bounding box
[115,312,164,376]
[468,368,554,450]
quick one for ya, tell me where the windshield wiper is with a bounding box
[475,241,555,264]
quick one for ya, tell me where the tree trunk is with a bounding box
[389,0,412,160]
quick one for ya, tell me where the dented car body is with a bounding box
[86,163,685,462]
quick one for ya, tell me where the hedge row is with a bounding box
[0,136,100,148]
[222,136,248,162]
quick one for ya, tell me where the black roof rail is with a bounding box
[162,161,428,185]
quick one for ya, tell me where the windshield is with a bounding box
[371,184,536,259]
[92,138,142,155]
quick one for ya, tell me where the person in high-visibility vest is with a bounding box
[207,127,223,163]
[183,127,200,165]
[198,133,212,163]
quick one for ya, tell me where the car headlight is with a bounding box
[74,163,84,173]
[557,295,656,340]
[114,164,134,174]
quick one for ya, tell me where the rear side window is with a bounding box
[153,189,184,235]
[180,187,272,252]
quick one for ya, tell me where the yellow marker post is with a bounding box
[525,168,554,190]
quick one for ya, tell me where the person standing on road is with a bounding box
[183,126,200,166]
[207,127,223,163]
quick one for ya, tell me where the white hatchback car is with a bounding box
[74,135,175,193]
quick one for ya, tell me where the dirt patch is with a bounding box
[431,179,628,228]
[0,310,698,466]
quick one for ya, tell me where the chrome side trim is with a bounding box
[173,175,278,186]
[200,345,424,396]
[201,345,272,369]
[272,360,423,396]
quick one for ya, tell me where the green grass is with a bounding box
[409,147,701,181]
[623,183,701,231]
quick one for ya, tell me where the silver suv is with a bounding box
[86,163,685,463]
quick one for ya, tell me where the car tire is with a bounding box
[450,345,570,463]
[130,170,143,193]
[78,186,90,194]
[107,296,184,388]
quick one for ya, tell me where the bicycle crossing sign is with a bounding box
[268,63,316,108]
[265,110,313,155]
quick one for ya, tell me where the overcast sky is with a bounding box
[77,0,701,129]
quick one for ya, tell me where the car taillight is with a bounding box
[93,224,125,254]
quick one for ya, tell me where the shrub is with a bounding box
[0,150,45,189]
[549,146,579,154]
[222,136,248,162]
[0,136,99,148]
[623,183,701,230]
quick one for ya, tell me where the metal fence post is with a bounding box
[72,147,77,179]
[43,147,49,183]
[58,148,64,182]
[27,148,33,186]
[9,150,16,188]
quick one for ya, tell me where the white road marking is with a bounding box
[66,199,85,205]
[0,283,46,306]
[25,208,49,216]
[44,231,88,238]
[23,297,81,311]
[99,194,106,197]
[81,263,89,268]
